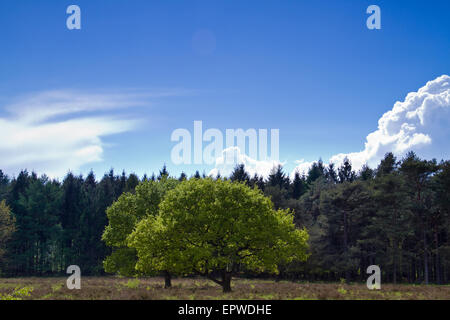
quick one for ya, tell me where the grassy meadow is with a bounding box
[1,277,449,300]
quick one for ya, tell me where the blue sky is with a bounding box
[0,0,449,179]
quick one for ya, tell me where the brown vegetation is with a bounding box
[1,277,449,300]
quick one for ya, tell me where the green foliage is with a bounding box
[125,278,140,289]
[102,176,179,276]
[10,175,63,275]
[128,178,309,290]
[0,286,33,300]
[103,248,137,276]
[0,200,15,265]
[1,151,450,285]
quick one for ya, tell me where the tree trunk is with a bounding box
[423,230,429,285]
[343,210,350,282]
[434,230,441,284]
[393,250,397,284]
[164,271,172,288]
[222,271,232,293]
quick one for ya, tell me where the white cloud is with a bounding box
[292,74,450,177]
[0,89,164,178]
[209,146,283,179]
[291,159,315,176]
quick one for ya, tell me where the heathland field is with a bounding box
[0,277,449,300]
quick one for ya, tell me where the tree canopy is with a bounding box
[102,176,179,280]
[128,178,309,292]
[0,200,15,273]
[0,153,449,285]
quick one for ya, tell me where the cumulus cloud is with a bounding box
[208,146,283,179]
[291,159,316,176]
[292,74,450,177]
[0,89,172,178]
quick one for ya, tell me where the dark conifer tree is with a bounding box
[230,164,250,183]
[268,165,289,189]
[338,157,356,183]
[358,164,374,181]
[400,151,438,284]
[376,152,398,177]
[118,170,127,195]
[0,170,9,201]
[325,163,338,184]
[292,172,306,199]
[126,173,140,193]
[307,160,325,184]
[158,165,169,180]
[178,172,187,181]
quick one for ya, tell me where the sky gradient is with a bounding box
[0,0,449,179]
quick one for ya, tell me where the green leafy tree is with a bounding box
[0,200,15,273]
[129,178,309,292]
[102,176,179,286]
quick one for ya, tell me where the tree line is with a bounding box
[0,151,449,284]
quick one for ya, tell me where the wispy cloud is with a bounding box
[0,89,185,178]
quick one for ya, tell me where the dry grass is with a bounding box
[0,277,449,300]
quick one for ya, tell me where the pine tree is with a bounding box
[292,172,306,199]
[61,172,84,270]
[7,170,33,275]
[307,160,325,184]
[118,170,127,195]
[319,181,370,282]
[230,164,250,183]
[158,165,169,180]
[359,164,374,181]
[126,173,140,193]
[0,170,9,201]
[338,157,356,183]
[376,152,397,177]
[372,171,412,283]
[433,161,450,283]
[325,163,338,184]
[179,172,187,181]
[268,165,289,189]
[400,151,438,284]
